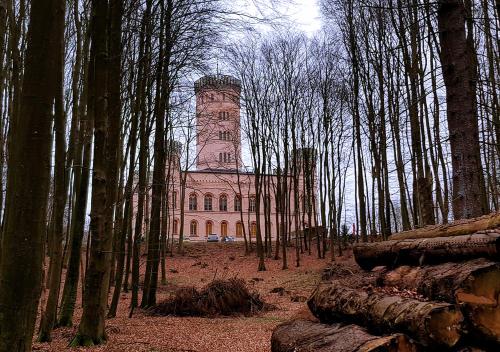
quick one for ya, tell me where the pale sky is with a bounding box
[282,0,322,36]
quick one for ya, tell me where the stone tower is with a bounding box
[194,74,242,170]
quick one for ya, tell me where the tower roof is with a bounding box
[194,74,241,93]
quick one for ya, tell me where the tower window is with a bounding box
[210,94,214,101]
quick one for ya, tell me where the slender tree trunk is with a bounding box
[72,0,111,345]
[38,0,66,341]
[131,0,151,311]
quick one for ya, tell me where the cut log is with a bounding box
[271,319,418,352]
[388,212,500,240]
[354,232,500,271]
[377,259,500,343]
[308,282,463,347]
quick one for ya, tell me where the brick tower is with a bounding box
[194,74,242,170]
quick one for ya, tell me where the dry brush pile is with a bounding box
[148,278,271,317]
[272,213,500,352]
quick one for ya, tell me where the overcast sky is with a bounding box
[283,0,322,35]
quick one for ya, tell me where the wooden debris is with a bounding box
[388,212,500,241]
[308,282,463,347]
[271,319,417,352]
[353,232,500,270]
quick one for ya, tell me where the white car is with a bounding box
[207,234,219,242]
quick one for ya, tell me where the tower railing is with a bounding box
[194,74,241,92]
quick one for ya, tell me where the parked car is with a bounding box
[222,236,235,243]
[207,234,219,242]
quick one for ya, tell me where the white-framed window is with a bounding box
[249,196,256,212]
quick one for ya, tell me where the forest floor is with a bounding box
[33,242,351,352]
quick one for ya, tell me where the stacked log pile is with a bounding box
[271,214,500,352]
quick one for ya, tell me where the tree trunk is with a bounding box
[271,320,417,352]
[0,0,59,349]
[131,0,151,310]
[389,212,500,240]
[38,0,66,341]
[105,0,124,318]
[71,0,111,346]
[354,231,500,270]
[438,0,488,219]
[308,283,463,347]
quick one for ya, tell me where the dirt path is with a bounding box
[34,243,348,352]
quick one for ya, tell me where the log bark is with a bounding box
[389,212,500,240]
[308,283,463,347]
[271,320,417,352]
[377,259,500,343]
[354,232,500,270]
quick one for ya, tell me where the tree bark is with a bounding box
[354,231,500,270]
[105,0,124,318]
[377,259,500,343]
[308,283,463,347]
[71,0,111,346]
[271,320,417,352]
[38,0,66,341]
[0,0,59,350]
[438,0,488,219]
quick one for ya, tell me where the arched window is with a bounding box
[221,221,228,237]
[206,221,213,236]
[188,193,197,211]
[219,194,227,211]
[219,153,223,163]
[236,221,243,237]
[190,220,198,236]
[250,222,257,239]
[219,131,223,140]
[204,194,213,211]
[249,196,256,212]
[172,191,177,209]
[173,219,178,235]
[234,195,242,211]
